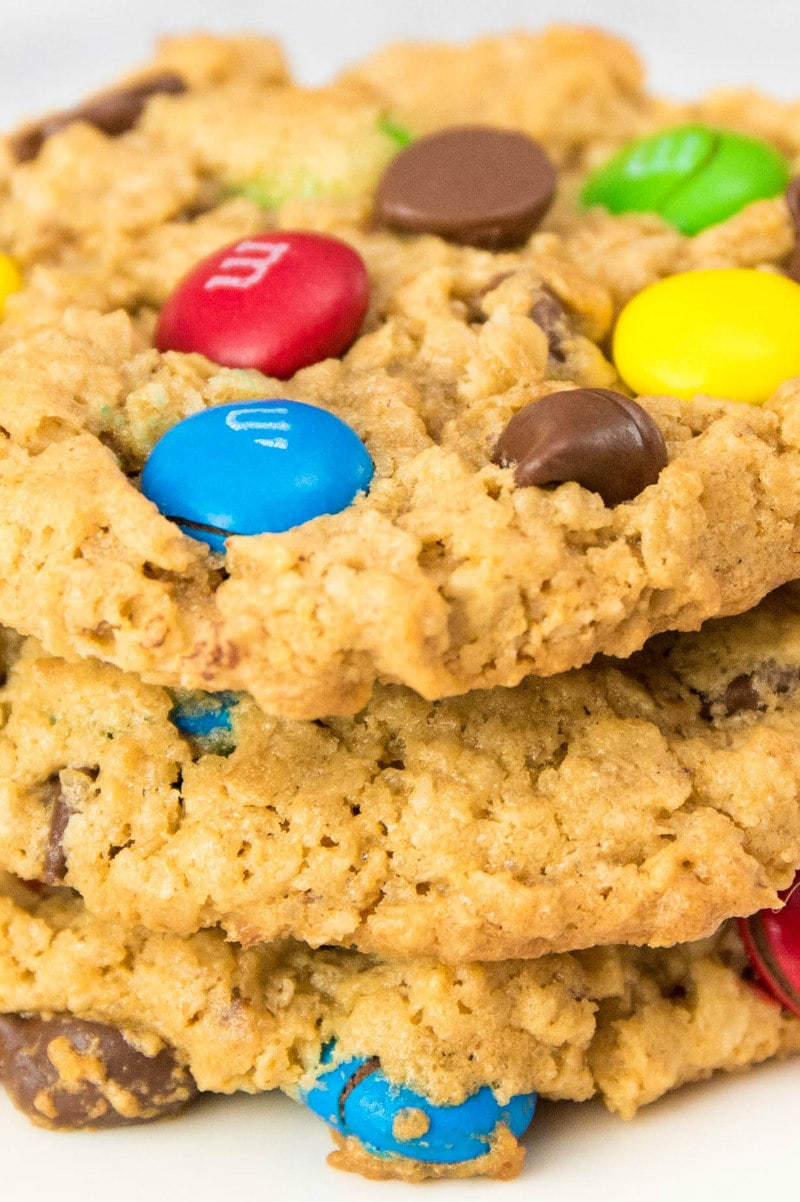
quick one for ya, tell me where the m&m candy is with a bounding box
[613,269,800,404]
[155,232,369,379]
[169,690,239,755]
[739,873,800,1016]
[0,254,21,317]
[581,125,790,235]
[300,1045,537,1164]
[140,399,373,552]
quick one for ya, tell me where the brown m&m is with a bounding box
[374,126,556,249]
[0,1013,197,1128]
[493,388,667,507]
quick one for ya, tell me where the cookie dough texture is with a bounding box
[2,593,800,961]
[1,33,800,715]
[0,878,798,1181]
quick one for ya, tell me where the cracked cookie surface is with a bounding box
[2,33,800,714]
[2,592,800,960]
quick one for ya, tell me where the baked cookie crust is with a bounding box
[1,592,800,961]
[1,33,800,715]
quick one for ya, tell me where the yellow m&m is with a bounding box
[613,269,800,404]
[0,254,21,318]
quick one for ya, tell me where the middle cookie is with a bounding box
[1,589,800,962]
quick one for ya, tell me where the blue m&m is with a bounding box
[300,1047,537,1165]
[169,690,239,754]
[140,399,373,552]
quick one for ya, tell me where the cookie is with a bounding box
[2,36,800,716]
[1,590,799,961]
[0,875,797,1181]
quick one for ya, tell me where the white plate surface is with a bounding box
[1,2,799,1199]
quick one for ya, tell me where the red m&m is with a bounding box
[739,872,800,1016]
[155,231,369,378]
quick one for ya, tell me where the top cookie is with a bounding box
[2,30,800,717]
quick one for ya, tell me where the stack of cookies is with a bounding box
[1,26,800,1183]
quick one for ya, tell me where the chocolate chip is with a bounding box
[42,780,73,886]
[786,178,800,282]
[374,126,557,249]
[721,673,762,716]
[493,388,668,506]
[700,664,800,720]
[10,73,186,163]
[530,288,569,363]
[39,768,98,885]
[0,1014,196,1129]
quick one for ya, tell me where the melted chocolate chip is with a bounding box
[700,664,800,721]
[10,73,186,163]
[786,178,800,282]
[40,768,98,885]
[42,780,73,886]
[530,288,569,362]
[0,1014,197,1129]
[721,674,762,716]
[375,126,557,249]
[493,388,668,506]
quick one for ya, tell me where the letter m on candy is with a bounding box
[204,240,290,291]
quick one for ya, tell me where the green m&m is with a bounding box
[581,124,790,235]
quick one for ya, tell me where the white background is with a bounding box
[1,1,800,1199]
[4,0,800,126]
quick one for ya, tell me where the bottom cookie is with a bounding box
[0,874,798,1183]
